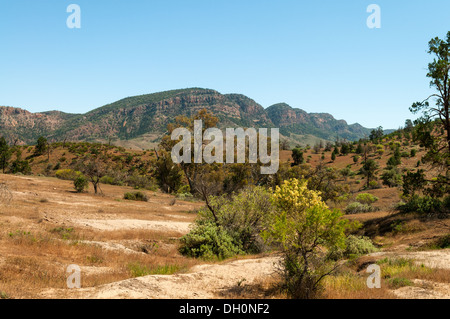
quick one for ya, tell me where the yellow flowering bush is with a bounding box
[272,178,327,213]
[263,178,355,299]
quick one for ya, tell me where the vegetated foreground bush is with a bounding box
[73,175,89,193]
[180,179,369,299]
[397,195,450,216]
[178,220,244,260]
[262,179,355,299]
[179,186,274,260]
[330,235,378,260]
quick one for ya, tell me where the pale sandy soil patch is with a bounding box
[72,218,191,233]
[40,256,280,299]
[368,249,450,270]
[392,279,450,299]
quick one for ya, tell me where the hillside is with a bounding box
[267,103,373,142]
[1,88,380,148]
[0,133,448,299]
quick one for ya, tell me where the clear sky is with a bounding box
[1,0,449,129]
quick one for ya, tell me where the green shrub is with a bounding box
[177,192,194,201]
[368,180,380,189]
[355,193,379,205]
[10,159,31,175]
[177,185,191,194]
[179,186,274,259]
[329,235,378,260]
[100,175,116,185]
[74,176,89,193]
[344,202,375,214]
[397,195,448,215]
[431,234,450,249]
[127,174,158,191]
[344,235,378,257]
[124,191,148,202]
[381,168,403,188]
[179,221,244,260]
[400,152,410,158]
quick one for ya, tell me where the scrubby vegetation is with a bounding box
[1,32,450,299]
[123,191,149,202]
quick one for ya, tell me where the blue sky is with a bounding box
[1,0,449,129]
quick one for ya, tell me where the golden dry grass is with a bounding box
[0,173,203,299]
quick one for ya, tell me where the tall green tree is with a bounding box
[361,159,379,189]
[369,126,384,141]
[34,136,48,156]
[0,137,12,173]
[291,148,304,166]
[410,32,450,195]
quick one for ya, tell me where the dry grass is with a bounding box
[0,173,204,299]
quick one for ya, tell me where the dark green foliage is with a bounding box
[179,187,273,259]
[410,32,450,197]
[355,143,364,154]
[360,159,379,188]
[152,150,183,193]
[0,137,11,173]
[387,147,402,168]
[73,175,89,193]
[369,126,384,141]
[34,136,48,156]
[123,191,149,202]
[340,143,350,155]
[397,195,448,216]
[331,152,336,161]
[402,169,427,198]
[178,220,244,260]
[10,151,31,175]
[291,148,304,166]
[381,167,403,188]
[432,234,450,249]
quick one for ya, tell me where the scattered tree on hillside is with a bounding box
[369,126,384,142]
[0,137,12,173]
[76,158,106,194]
[291,148,304,166]
[361,159,379,189]
[34,136,48,156]
[410,31,450,196]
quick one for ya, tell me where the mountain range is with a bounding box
[0,88,383,149]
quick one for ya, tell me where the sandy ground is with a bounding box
[1,174,449,299]
[367,249,450,270]
[40,256,280,299]
[39,250,450,299]
[72,218,192,233]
